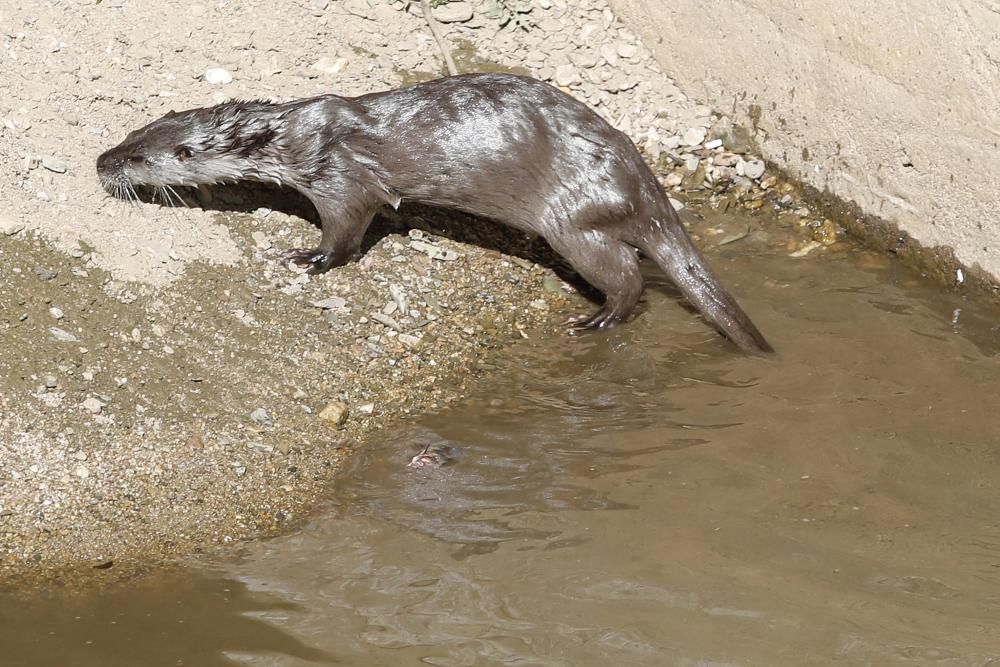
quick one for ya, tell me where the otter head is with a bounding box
[96,102,280,198]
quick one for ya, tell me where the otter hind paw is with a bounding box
[563,308,623,335]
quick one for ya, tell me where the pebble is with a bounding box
[74,465,90,479]
[312,296,347,310]
[554,64,581,88]
[616,42,638,59]
[48,307,64,320]
[204,67,233,85]
[0,216,25,236]
[44,375,58,389]
[409,239,458,261]
[743,159,766,180]
[681,127,707,147]
[319,400,349,428]
[703,139,723,150]
[432,1,474,23]
[41,156,67,173]
[48,327,78,342]
[34,266,57,280]
[251,231,272,250]
[311,57,347,76]
[81,397,104,414]
[250,408,272,426]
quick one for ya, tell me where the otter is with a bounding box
[96,73,771,352]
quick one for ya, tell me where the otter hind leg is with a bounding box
[547,230,644,334]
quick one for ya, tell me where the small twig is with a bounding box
[420,0,459,76]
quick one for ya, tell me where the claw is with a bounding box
[283,248,336,274]
[564,309,622,335]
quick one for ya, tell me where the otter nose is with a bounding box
[95,150,119,176]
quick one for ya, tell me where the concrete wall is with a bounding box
[609,0,1000,284]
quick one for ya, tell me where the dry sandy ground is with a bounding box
[0,0,781,586]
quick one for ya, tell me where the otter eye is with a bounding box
[175,145,193,161]
[127,155,145,164]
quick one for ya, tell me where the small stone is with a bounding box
[49,327,78,342]
[0,216,25,236]
[82,397,104,414]
[311,57,347,76]
[760,175,778,190]
[250,407,272,426]
[319,400,349,428]
[74,465,90,479]
[204,67,233,85]
[663,172,683,188]
[668,197,685,212]
[743,159,766,180]
[703,138,723,150]
[152,324,166,337]
[44,375,58,389]
[34,266,57,280]
[41,156,68,173]
[398,333,422,348]
[682,127,707,147]
[616,42,638,59]
[312,296,347,310]
[554,64,580,88]
[48,307,64,320]
[251,231,272,250]
[432,1,473,23]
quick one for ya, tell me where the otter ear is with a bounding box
[175,145,193,161]
[163,109,178,118]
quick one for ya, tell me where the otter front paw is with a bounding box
[283,248,337,274]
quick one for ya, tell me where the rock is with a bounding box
[204,67,233,85]
[319,400,349,428]
[74,465,90,479]
[250,408,272,426]
[44,375,58,389]
[668,197,685,212]
[616,42,638,59]
[0,216,25,235]
[681,127,707,147]
[743,159,766,180]
[34,266,57,280]
[41,157,67,173]
[48,327,78,342]
[48,307,64,320]
[554,64,580,88]
[312,296,347,310]
[703,138,723,150]
[311,57,346,76]
[251,231,272,250]
[82,397,104,414]
[432,1,473,23]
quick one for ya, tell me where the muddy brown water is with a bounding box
[4,213,1000,666]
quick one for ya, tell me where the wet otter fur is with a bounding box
[96,73,771,352]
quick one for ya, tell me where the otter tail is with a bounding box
[645,222,772,354]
